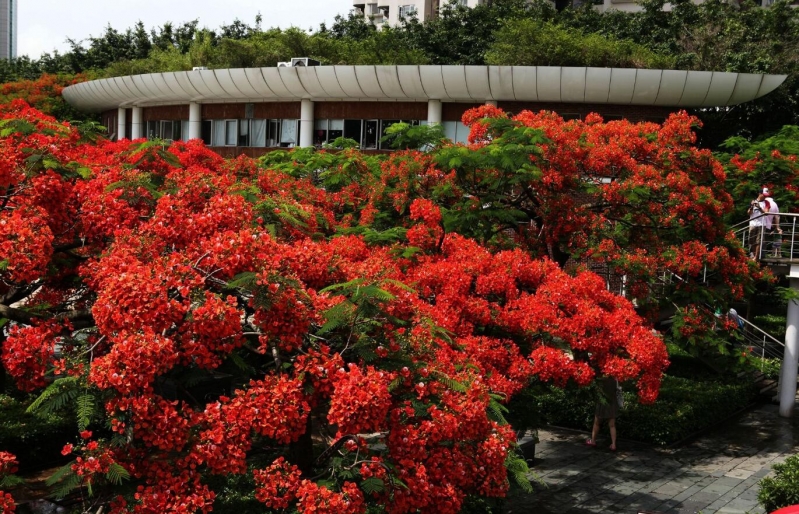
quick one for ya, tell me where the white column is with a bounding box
[486,100,498,107]
[427,100,442,125]
[779,275,799,417]
[188,102,202,140]
[299,99,314,148]
[131,107,143,139]
[117,107,126,141]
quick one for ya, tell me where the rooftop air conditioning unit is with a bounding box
[192,66,209,71]
[290,57,321,67]
[277,62,291,67]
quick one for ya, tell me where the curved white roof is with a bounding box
[62,65,788,112]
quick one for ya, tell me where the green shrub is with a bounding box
[536,375,756,446]
[203,472,262,514]
[759,454,799,512]
[485,20,676,69]
[748,357,782,381]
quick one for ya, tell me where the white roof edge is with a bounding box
[62,66,789,113]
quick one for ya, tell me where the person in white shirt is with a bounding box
[763,188,783,256]
[748,192,769,259]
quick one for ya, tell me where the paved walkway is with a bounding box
[505,404,799,514]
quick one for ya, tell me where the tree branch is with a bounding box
[0,303,94,328]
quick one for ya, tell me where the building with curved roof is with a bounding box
[62,65,787,156]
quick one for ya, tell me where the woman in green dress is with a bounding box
[586,376,619,451]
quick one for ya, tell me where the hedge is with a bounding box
[531,375,757,446]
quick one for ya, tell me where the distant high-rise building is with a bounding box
[352,0,779,26]
[0,0,17,60]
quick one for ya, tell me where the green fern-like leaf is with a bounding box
[226,271,258,290]
[355,345,378,362]
[318,301,356,335]
[358,285,395,302]
[27,377,79,414]
[319,277,365,295]
[105,463,130,485]
[0,475,24,488]
[76,393,95,432]
[505,454,534,493]
[487,398,509,425]
[40,388,80,415]
[437,376,468,394]
[388,377,402,392]
[512,470,534,493]
[46,463,75,487]
[361,477,385,494]
[227,350,255,375]
[49,470,82,499]
[275,208,309,229]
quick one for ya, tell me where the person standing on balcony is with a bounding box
[763,188,783,257]
[748,192,770,259]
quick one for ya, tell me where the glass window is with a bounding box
[181,120,189,141]
[280,119,297,147]
[399,4,417,18]
[201,120,212,145]
[455,122,470,144]
[251,119,266,147]
[146,120,158,139]
[343,120,362,145]
[328,119,344,142]
[212,120,226,147]
[442,121,457,142]
[442,121,469,144]
[314,119,328,146]
[363,120,379,150]
[267,120,281,147]
[161,120,173,141]
[225,120,238,146]
[238,119,250,147]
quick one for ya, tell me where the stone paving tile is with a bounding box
[505,403,799,513]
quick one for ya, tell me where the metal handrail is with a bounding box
[739,315,784,348]
[734,212,799,261]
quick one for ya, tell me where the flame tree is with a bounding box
[0,100,708,512]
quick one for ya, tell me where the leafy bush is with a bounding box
[759,454,799,512]
[537,375,756,446]
[748,357,783,381]
[0,394,75,472]
[203,471,262,514]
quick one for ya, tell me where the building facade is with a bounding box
[0,0,17,60]
[61,65,786,157]
[353,0,785,25]
[353,0,489,26]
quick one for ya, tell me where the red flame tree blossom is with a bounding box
[0,100,674,513]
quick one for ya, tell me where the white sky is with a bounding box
[19,1,348,59]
